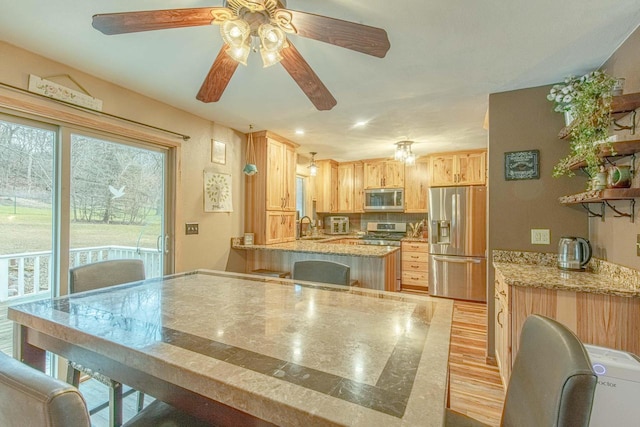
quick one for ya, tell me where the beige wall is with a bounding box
[590,26,640,269]
[0,42,246,274]
[487,85,589,353]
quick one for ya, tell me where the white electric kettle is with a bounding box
[557,236,592,271]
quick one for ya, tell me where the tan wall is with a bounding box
[0,41,246,274]
[590,26,640,269]
[487,85,589,353]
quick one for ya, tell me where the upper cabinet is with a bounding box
[404,157,429,213]
[244,131,298,245]
[337,161,364,213]
[266,138,297,211]
[429,150,486,186]
[364,160,405,188]
[315,159,338,213]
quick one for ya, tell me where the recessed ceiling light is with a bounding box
[295,129,305,135]
[354,121,368,127]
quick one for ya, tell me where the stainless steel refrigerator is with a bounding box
[428,186,486,302]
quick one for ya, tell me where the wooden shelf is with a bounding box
[566,139,640,170]
[559,188,640,204]
[558,92,640,139]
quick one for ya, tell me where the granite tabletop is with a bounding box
[493,250,640,298]
[233,237,401,258]
[9,270,453,426]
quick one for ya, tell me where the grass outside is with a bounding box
[0,205,161,255]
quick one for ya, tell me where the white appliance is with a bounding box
[585,344,640,427]
[363,188,404,212]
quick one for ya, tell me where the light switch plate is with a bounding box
[531,229,550,245]
[185,223,199,235]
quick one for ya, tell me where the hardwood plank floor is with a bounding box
[448,300,505,426]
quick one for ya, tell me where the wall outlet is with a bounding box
[185,223,199,235]
[531,229,550,245]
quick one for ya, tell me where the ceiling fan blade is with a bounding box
[275,9,390,58]
[280,42,337,111]
[196,46,239,103]
[92,7,232,35]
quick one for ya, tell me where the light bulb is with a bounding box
[309,164,317,177]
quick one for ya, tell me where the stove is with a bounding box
[361,222,407,246]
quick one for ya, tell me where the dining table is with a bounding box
[8,270,453,426]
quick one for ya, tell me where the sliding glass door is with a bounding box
[0,116,56,356]
[69,133,167,279]
[0,114,174,356]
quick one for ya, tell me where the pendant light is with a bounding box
[243,125,258,176]
[308,152,318,176]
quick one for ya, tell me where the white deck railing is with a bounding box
[0,246,162,301]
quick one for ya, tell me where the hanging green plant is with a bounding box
[547,70,617,179]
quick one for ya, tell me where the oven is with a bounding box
[361,222,407,246]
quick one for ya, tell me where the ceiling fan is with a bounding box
[92,0,390,111]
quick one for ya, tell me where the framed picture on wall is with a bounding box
[211,140,226,165]
[504,150,540,180]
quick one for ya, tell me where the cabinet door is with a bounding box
[281,212,297,242]
[384,161,405,188]
[429,155,456,186]
[337,163,355,212]
[315,160,337,213]
[404,159,429,212]
[283,144,297,211]
[364,162,384,188]
[265,212,283,244]
[458,152,486,185]
[266,140,285,210]
[354,162,364,212]
[330,162,338,212]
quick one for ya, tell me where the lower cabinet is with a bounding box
[265,212,296,245]
[401,241,429,291]
[494,269,640,387]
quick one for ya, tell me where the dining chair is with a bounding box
[446,314,597,427]
[0,352,211,427]
[292,260,351,286]
[67,259,146,427]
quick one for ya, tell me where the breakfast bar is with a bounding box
[9,270,453,426]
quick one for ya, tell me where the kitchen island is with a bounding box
[492,250,640,385]
[10,270,453,426]
[232,237,401,291]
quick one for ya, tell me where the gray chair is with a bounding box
[293,260,351,286]
[0,351,91,427]
[67,259,146,427]
[0,352,209,427]
[446,314,597,427]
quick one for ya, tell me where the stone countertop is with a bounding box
[493,250,640,298]
[401,237,429,243]
[9,270,453,426]
[233,238,400,258]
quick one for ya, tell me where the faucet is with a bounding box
[299,216,312,238]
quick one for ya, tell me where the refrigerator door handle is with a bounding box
[432,255,482,264]
[455,193,462,249]
[451,194,457,249]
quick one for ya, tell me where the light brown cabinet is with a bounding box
[336,161,364,213]
[244,131,298,245]
[494,269,640,388]
[429,150,486,186]
[364,160,405,188]
[314,159,338,213]
[404,157,429,212]
[401,241,429,291]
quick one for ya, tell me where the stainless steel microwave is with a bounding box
[364,188,404,212]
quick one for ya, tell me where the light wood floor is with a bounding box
[448,300,505,425]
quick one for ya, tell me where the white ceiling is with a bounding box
[2,1,640,161]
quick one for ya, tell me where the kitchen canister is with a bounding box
[607,165,632,188]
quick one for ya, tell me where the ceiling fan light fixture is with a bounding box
[225,42,251,66]
[220,18,250,48]
[260,48,283,67]
[259,23,286,52]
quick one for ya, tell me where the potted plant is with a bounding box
[547,70,617,179]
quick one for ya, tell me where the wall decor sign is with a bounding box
[28,74,103,111]
[504,150,540,180]
[211,140,226,164]
[204,171,233,212]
